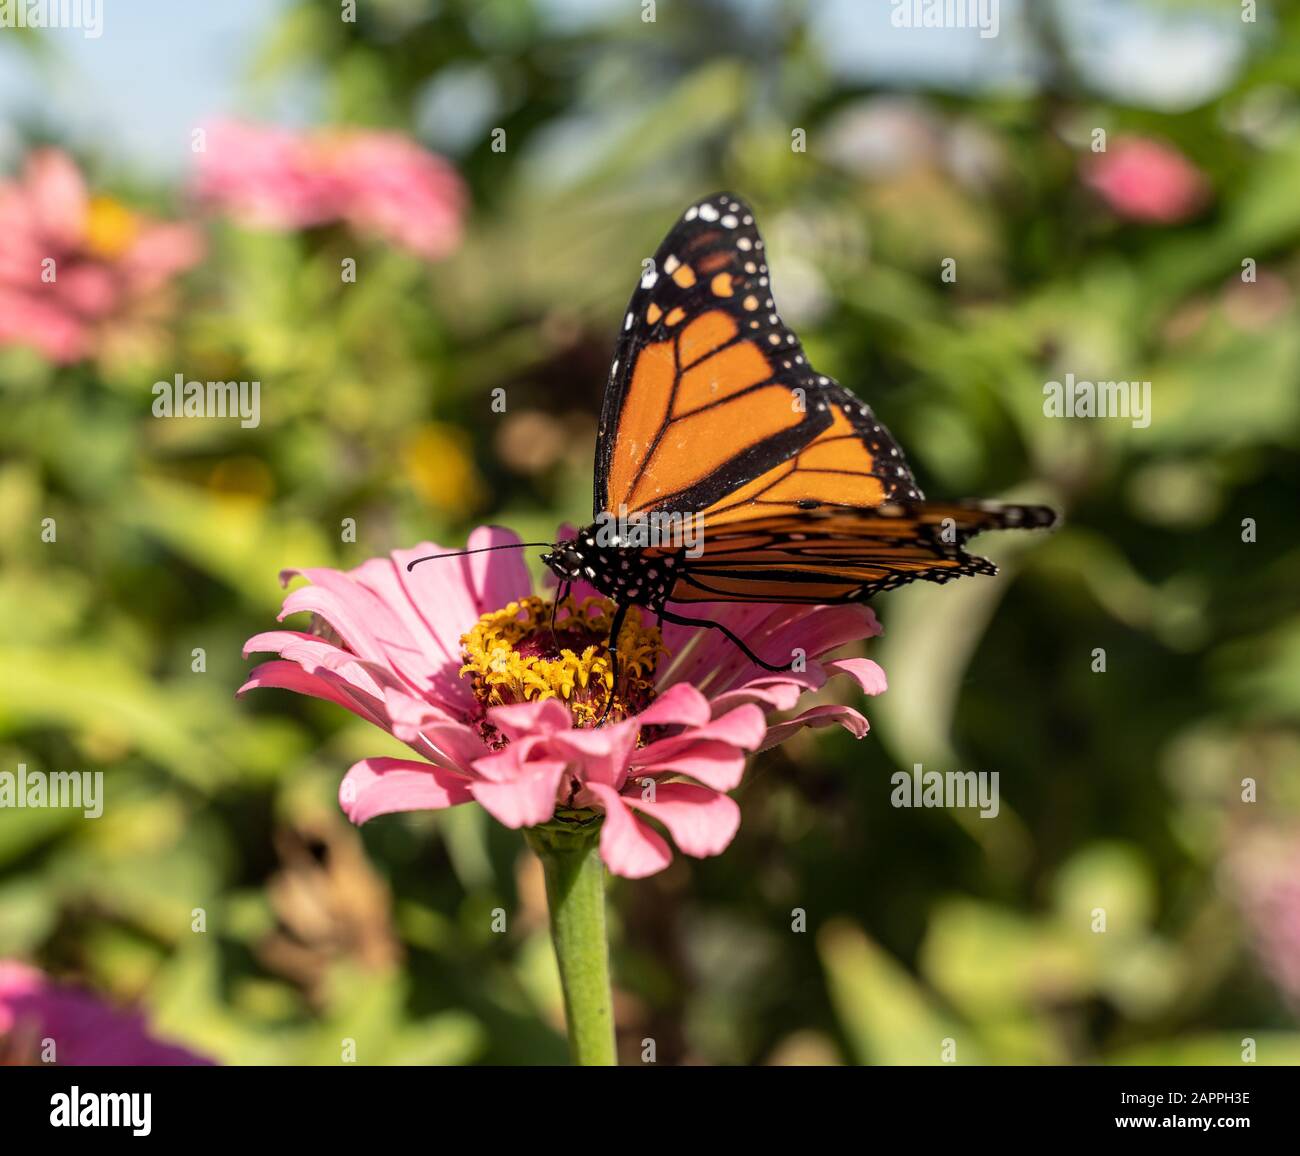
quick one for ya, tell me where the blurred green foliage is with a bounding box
[1,0,1299,1065]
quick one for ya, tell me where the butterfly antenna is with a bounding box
[406,541,551,572]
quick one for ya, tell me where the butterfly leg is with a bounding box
[594,601,629,728]
[655,607,793,672]
[549,580,571,648]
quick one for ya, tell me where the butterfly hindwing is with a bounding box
[698,383,925,527]
[658,502,1056,604]
[595,192,836,519]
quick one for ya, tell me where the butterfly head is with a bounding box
[540,538,587,584]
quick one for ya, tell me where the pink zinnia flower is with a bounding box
[1082,135,1209,225]
[194,120,466,261]
[0,149,204,364]
[240,526,886,879]
[0,961,212,1066]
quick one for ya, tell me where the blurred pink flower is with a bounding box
[1082,136,1209,225]
[241,526,886,879]
[0,150,204,363]
[0,961,213,1066]
[1226,830,1300,1010]
[195,120,466,260]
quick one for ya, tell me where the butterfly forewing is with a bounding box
[596,192,839,518]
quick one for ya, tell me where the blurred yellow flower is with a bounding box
[401,423,486,514]
[84,195,140,259]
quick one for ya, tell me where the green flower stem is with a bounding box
[525,816,617,1066]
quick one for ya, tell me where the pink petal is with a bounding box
[824,657,888,695]
[657,602,881,698]
[122,222,205,290]
[469,735,546,783]
[357,545,475,677]
[621,781,741,858]
[461,525,534,616]
[1083,136,1209,224]
[27,149,88,249]
[385,536,526,694]
[469,757,566,829]
[329,131,466,260]
[633,681,713,729]
[548,722,641,788]
[709,680,804,715]
[238,660,390,730]
[0,289,89,362]
[0,962,212,1065]
[633,740,749,792]
[634,703,766,765]
[779,603,882,653]
[194,119,341,229]
[340,757,474,824]
[587,783,673,878]
[708,654,883,714]
[759,704,870,751]
[380,689,466,741]
[489,697,574,742]
[396,716,488,775]
[654,603,776,690]
[278,574,428,685]
[59,265,117,316]
[242,629,401,698]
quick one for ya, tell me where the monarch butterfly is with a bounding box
[415,193,1056,705]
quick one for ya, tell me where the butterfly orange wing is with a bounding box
[657,503,1056,604]
[594,193,1056,605]
[595,193,833,518]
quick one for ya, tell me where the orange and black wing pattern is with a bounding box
[651,502,1057,605]
[595,191,1057,605]
[697,382,924,527]
[596,192,836,518]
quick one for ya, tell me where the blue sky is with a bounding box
[0,0,1250,176]
[0,0,284,174]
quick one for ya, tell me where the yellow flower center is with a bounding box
[459,594,664,736]
[84,195,139,260]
